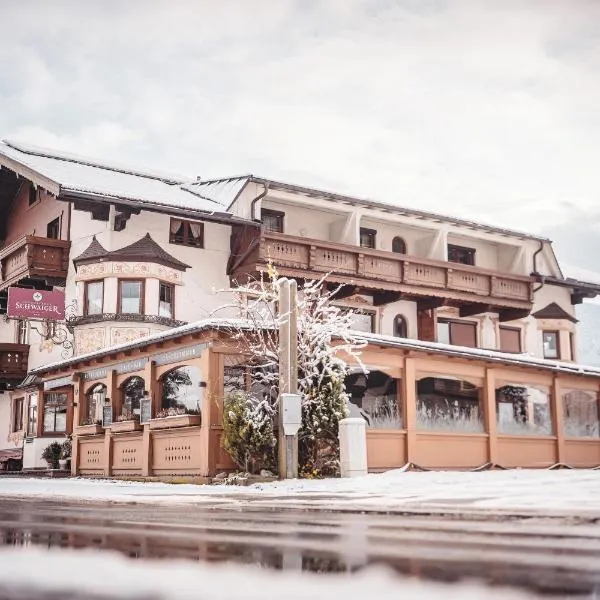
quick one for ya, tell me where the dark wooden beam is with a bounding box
[499,308,530,322]
[417,297,446,312]
[373,291,402,306]
[459,303,491,318]
[328,284,358,300]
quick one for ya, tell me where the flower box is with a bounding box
[110,420,142,433]
[149,414,201,430]
[74,424,103,436]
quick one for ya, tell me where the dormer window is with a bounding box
[261,209,284,234]
[169,218,204,248]
[119,280,144,314]
[448,244,475,266]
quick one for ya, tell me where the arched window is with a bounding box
[392,236,407,254]
[120,376,145,419]
[394,315,408,338]
[160,366,202,415]
[85,383,106,425]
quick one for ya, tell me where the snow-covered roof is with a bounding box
[192,175,551,243]
[0,140,229,216]
[32,317,600,379]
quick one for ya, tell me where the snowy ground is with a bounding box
[1,469,599,516]
[0,547,542,600]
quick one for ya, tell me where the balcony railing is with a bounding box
[230,231,534,310]
[0,236,70,291]
[0,343,29,382]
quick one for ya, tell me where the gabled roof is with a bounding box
[189,175,551,243]
[0,140,230,217]
[532,302,578,323]
[74,234,190,271]
[73,236,109,264]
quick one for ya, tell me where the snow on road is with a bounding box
[0,469,599,515]
[0,547,539,600]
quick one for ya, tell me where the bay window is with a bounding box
[85,280,104,316]
[159,282,174,318]
[119,280,144,314]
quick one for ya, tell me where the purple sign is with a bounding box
[7,288,65,320]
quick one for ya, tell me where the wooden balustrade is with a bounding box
[236,231,534,310]
[0,343,29,382]
[0,236,70,290]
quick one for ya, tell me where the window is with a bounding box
[46,217,60,239]
[570,332,576,361]
[448,244,476,266]
[28,183,37,206]
[43,392,67,434]
[360,228,376,249]
[437,319,477,348]
[346,370,402,429]
[159,282,174,318]
[169,218,204,248]
[393,315,408,338]
[496,383,553,435]
[119,280,143,314]
[417,376,483,432]
[392,236,407,254]
[499,326,522,353]
[16,320,29,345]
[160,366,201,414]
[85,281,104,316]
[85,384,106,425]
[542,330,560,359]
[26,393,38,437]
[12,397,23,432]
[261,209,284,234]
[120,376,145,419]
[562,389,599,438]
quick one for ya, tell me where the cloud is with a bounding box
[2,0,600,250]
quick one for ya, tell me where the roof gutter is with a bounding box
[250,182,269,222]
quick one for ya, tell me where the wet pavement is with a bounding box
[0,498,598,597]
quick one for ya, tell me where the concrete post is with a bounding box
[339,417,368,478]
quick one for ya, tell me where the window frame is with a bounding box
[42,391,69,435]
[46,217,61,239]
[359,227,377,249]
[542,330,560,359]
[118,279,145,315]
[169,218,205,248]
[260,209,285,234]
[392,236,407,254]
[158,281,175,319]
[12,397,24,432]
[448,244,476,266]
[437,318,478,348]
[84,280,104,317]
[28,183,38,207]
[26,393,38,437]
[499,325,522,353]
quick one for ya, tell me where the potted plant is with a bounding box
[110,410,142,433]
[149,406,201,430]
[41,441,62,470]
[59,436,72,470]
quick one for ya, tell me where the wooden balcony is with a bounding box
[229,231,534,319]
[0,343,29,383]
[0,236,70,291]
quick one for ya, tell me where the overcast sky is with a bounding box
[1,1,599,271]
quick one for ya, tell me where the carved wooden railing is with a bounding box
[0,235,70,290]
[0,343,29,380]
[250,232,533,305]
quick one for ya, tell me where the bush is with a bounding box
[222,391,276,475]
[41,442,62,467]
[61,437,72,459]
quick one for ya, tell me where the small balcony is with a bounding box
[0,343,29,384]
[0,236,70,291]
[229,231,534,320]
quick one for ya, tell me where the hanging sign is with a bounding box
[7,288,65,320]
